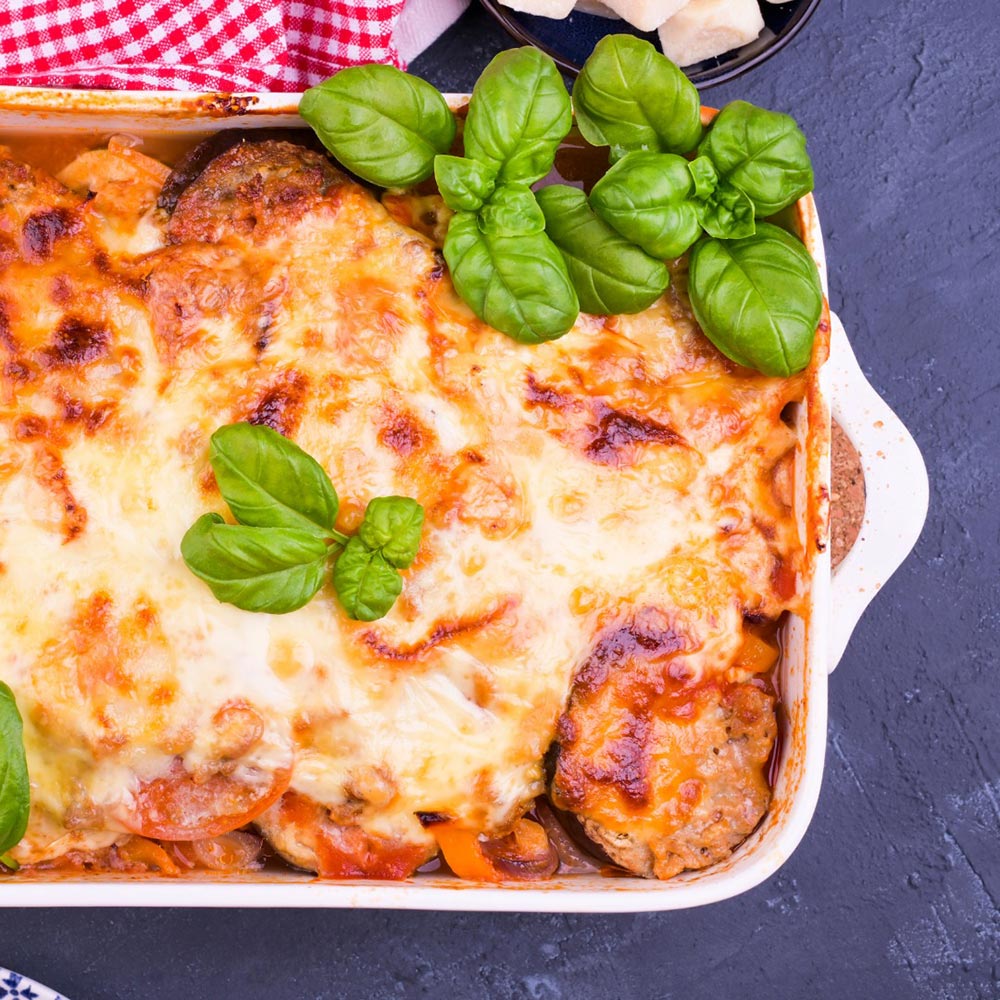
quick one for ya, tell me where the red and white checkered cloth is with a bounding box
[0,0,429,92]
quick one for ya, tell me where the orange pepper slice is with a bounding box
[432,824,501,882]
[735,633,780,673]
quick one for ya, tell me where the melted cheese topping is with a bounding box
[0,141,811,870]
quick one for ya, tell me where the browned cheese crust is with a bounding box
[0,135,813,881]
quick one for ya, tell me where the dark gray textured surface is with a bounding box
[4,2,999,997]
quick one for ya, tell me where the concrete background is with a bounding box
[3,1,999,997]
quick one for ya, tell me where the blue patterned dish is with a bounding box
[0,969,69,1000]
[478,0,822,87]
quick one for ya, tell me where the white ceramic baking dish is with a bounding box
[0,89,928,911]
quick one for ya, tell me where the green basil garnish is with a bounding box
[589,152,704,260]
[463,47,573,184]
[434,154,496,212]
[478,184,545,237]
[332,536,404,623]
[687,156,719,200]
[687,223,823,377]
[695,180,757,240]
[182,425,424,620]
[181,514,330,615]
[210,423,340,536]
[332,496,424,619]
[0,682,28,870]
[299,64,456,188]
[356,496,425,569]
[443,211,579,344]
[698,100,814,217]
[297,38,822,372]
[573,35,702,161]
[536,184,669,316]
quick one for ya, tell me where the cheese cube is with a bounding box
[500,0,578,18]
[600,0,693,32]
[657,0,765,66]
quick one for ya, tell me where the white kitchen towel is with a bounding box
[395,0,471,62]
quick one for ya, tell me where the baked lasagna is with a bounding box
[0,132,823,881]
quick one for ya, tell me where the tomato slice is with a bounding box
[117,757,291,841]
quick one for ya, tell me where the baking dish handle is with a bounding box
[826,312,929,671]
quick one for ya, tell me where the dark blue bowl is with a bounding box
[478,0,822,88]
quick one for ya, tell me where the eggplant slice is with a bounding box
[551,613,776,880]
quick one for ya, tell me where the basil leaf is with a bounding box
[299,65,456,188]
[434,154,496,212]
[687,156,719,200]
[443,210,579,344]
[573,35,702,160]
[698,101,814,217]
[357,496,425,569]
[696,180,756,240]
[332,536,403,622]
[463,47,572,184]
[536,184,669,316]
[210,423,338,536]
[181,513,329,614]
[478,184,545,237]
[589,152,703,260]
[0,682,29,864]
[687,223,823,377]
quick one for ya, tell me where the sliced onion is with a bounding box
[533,799,601,874]
[167,842,197,870]
[480,818,558,880]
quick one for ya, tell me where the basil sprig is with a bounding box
[298,64,456,188]
[182,424,424,621]
[572,34,703,160]
[463,48,573,184]
[698,100,814,218]
[444,212,579,344]
[0,682,29,870]
[536,185,668,316]
[437,48,580,342]
[302,47,580,344]
[434,155,496,212]
[298,36,822,374]
[688,224,823,377]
